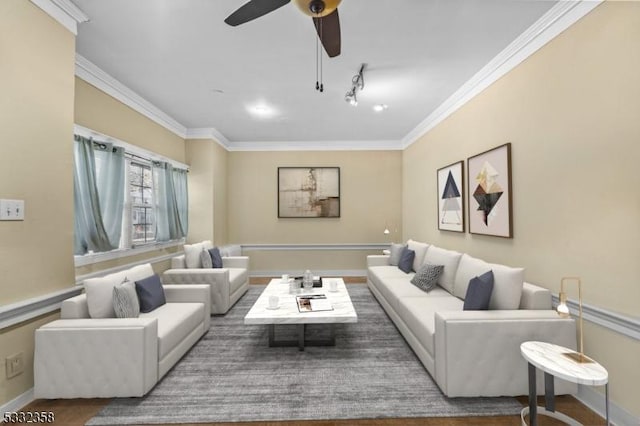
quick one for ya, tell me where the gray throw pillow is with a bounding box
[389,243,405,266]
[112,279,140,318]
[410,263,444,292]
[463,270,494,310]
[135,274,166,313]
[398,248,415,274]
[200,248,213,268]
[208,247,223,268]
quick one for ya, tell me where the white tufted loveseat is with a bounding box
[162,242,249,314]
[368,240,577,398]
[33,263,210,399]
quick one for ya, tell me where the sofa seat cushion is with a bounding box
[370,265,414,281]
[228,268,248,294]
[373,275,452,313]
[140,303,204,359]
[396,296,464,355]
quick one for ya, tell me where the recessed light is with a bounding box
[373,104,388,112]
[247,103,277,118]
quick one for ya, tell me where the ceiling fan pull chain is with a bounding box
[315,16,319,91]
[316,14,324,93]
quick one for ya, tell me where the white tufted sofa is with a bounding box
[368,240,577,397]
[33,264,210,399]
[162,242,249,314]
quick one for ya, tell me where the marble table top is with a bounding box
[244,278,358,325]
[521,341,608,386]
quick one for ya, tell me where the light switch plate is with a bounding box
[0,199,25,220]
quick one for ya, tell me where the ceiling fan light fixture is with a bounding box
[293,0,342,17]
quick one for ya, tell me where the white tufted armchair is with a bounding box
[162,243,249,314]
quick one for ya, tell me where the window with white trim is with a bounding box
[128,160,156,246]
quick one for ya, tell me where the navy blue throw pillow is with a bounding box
[135,274,166,313]
[397,248,415,274]
[463,270,494,310]
[208,247,223,268]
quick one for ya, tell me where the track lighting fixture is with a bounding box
[344,63,365,106]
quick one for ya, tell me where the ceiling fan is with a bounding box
[224,0,342,58]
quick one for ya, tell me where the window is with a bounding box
[128,161,155,245]
[73,128,188,262]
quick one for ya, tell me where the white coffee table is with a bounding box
[520,341,609,426]
[244,278,358,351]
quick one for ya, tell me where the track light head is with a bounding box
[344,63,365,107]
[345,89,357,106]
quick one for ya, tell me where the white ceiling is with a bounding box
[73,0,559,145]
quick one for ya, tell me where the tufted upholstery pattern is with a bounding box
[34,318,158,398]
[163,252,249,314]
[434,311,576,397]
[34,270,210,399]
[367,243,577,397]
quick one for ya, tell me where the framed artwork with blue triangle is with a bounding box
[437,161,465,233]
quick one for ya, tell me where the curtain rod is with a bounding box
[73,124,190,171]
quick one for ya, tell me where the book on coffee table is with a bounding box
[296,294,333,312]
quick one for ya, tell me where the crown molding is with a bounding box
[75,54,188,139]
[227,139,403,152]
[70,0,601,152]
[401,0,603,149]
[30,0,89,35]
[185,128,231,150]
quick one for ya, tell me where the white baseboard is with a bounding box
[0,388,34,420]
[250,269,367,278]
[576,384,639,426]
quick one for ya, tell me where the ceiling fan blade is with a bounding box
[224,0,291,26]
[313,8,341,57]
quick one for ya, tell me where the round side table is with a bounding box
[520,341,609,426]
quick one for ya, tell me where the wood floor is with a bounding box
[18,277,606,425]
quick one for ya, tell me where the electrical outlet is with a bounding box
[0,199,25,221]
[6,352,24,379]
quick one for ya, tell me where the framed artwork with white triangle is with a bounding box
[467,143,513,238]
[437,160,465,233]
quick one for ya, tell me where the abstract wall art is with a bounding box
[278,167,340,218]
[437,161,465,233]
[467,143,513,238]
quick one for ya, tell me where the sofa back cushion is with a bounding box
[407,240,429,272]
[453,254,524,310]
[183,240,214,268]
[487,262,525,310]
[453,254,490,300]
[84,263,154,318]
[389,243,405,266]
[423,245,463,293]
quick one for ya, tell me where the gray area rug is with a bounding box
[86,284,522,425]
